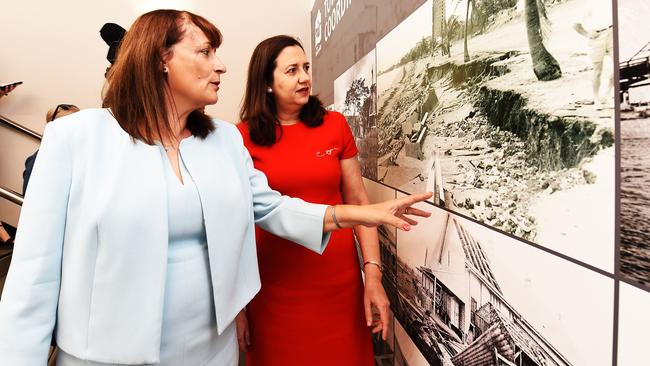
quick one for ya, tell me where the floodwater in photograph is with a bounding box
[621,117,650,287]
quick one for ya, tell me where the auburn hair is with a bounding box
[102,10,222,144]
[239,35,325,146]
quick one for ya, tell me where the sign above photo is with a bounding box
[313,0,353,56]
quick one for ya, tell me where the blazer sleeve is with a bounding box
[0,121,72,365]
[229,123,331,254]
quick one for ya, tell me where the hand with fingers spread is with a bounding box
[323,192,433,232]
[372,192,434,230]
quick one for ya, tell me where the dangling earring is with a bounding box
[267,87,272,93]
[163,65,169,73]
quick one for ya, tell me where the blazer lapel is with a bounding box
[179,133,251,326]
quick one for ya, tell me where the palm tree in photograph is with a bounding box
[525,0,562,80]
[442,15,462,57]
[463,0,475,62]
[344,78,370,117]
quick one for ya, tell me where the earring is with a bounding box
[163,65,168,73]
[267,87,272,93]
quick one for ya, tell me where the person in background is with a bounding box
[0,10,431,366]
[22,104,80,195]
[100,22,127,77]
[0,83,19,98]
[574,1,614,110]
[0,223,12,248]
[0,82,22,247]
[236,35,387,366]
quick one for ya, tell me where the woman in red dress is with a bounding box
[236,35,390,365]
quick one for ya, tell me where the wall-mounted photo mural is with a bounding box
[312,0,648,364]
[394,196,613,366]
[318,0,616,271]
[618,0,650,289]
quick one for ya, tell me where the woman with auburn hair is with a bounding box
[236,35,388,365]
[0,9,430,366]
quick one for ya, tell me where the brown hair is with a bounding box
[102,10,222,144]
[239,35,325,146]
[46,104,80,122]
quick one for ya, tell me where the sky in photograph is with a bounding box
[377,0,432,73]
[376,0,473,73]
[396,198,614,366]
[618,1,650,61]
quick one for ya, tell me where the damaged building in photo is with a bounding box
[394,214,572,366]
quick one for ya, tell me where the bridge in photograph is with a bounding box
[620,41,650,92]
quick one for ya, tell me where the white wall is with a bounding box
[0,0,312,130]
[0,0,312,225]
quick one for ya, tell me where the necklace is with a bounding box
[161,127,189,151]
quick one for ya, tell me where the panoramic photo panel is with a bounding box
[376,0,614,271]
[334,50,378,180]
[393,194,613,366]
[618,0,650,289]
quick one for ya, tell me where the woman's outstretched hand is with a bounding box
[363,192,433,231]
[324,192,433,232]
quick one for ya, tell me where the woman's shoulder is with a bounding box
[234,120,251,139]
[207,118,245,144]
[44,108,117,139]
[47,108,111,128]
[324,110,345,121]
[319,110,352,134]
[322,110,347,127]
[235,121,248,133]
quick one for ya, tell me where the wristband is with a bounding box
[363,261,382,273]
[331,205,343,229]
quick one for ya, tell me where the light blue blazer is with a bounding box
[0,109,330,365]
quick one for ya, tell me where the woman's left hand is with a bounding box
[363,269,390,340]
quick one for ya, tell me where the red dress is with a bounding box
[237,111,375,366]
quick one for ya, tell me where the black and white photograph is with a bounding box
[374,314,397,366]
[617,283,650,365]
[374,0,615,271]
[335,50,379,179]
[618,0,650,289]
[394,319,431,366]
[391,195,613,365]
